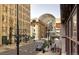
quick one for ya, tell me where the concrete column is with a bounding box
[30,26,33,37]
[60,24,66,55]
[35,24,39,40]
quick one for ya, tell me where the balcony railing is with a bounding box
[62,36,79,45]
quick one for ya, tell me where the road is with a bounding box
[0,40,39,55]
[0,40,58,55]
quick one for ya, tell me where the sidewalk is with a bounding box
[37,51,60,55]
[37,51,56,55]
[37,46,61,55]
[0,40,31,53]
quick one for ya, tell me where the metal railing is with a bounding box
[62,36,79,45]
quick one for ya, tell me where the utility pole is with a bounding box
[16,4,19,55]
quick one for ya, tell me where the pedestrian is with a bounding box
[54,44,56,52]
[42,48,45,53]
[51,42,55,52]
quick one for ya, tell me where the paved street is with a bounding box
[19,41,39,55]
[0,40,39,55]
[0,40,58,55]
[37,51,56,55]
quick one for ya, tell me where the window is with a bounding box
[5,6,8,13]
[72,8,77,55]
[73,10,77,40]
[69,20,72,37]
[33,29,35,32]
[2,15,4,21]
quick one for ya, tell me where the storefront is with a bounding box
[61,4,79,55]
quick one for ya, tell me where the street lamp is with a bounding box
[16,4,19,55]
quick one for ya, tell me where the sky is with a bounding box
[31,4,60,19]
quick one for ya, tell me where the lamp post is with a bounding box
[16,4,19,55]
[47,29,50,48]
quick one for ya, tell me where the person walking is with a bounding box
[51,42,55,52]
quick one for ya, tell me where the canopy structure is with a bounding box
[38,13,55,26]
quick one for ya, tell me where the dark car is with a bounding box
[36,41,44,51]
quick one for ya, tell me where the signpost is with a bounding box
[16,4,19,55]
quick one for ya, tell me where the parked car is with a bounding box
[36,41,44,51]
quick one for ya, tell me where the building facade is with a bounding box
[0,4,30,46]
[18,4,30,42]
[30,19,47,40]
[30,13,56,41]
[38,13,56,41]
[60,4,79,55]
[55,18,61,36]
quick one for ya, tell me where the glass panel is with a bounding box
[72,9,77,55]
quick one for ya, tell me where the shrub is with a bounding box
[42,40,48,48]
